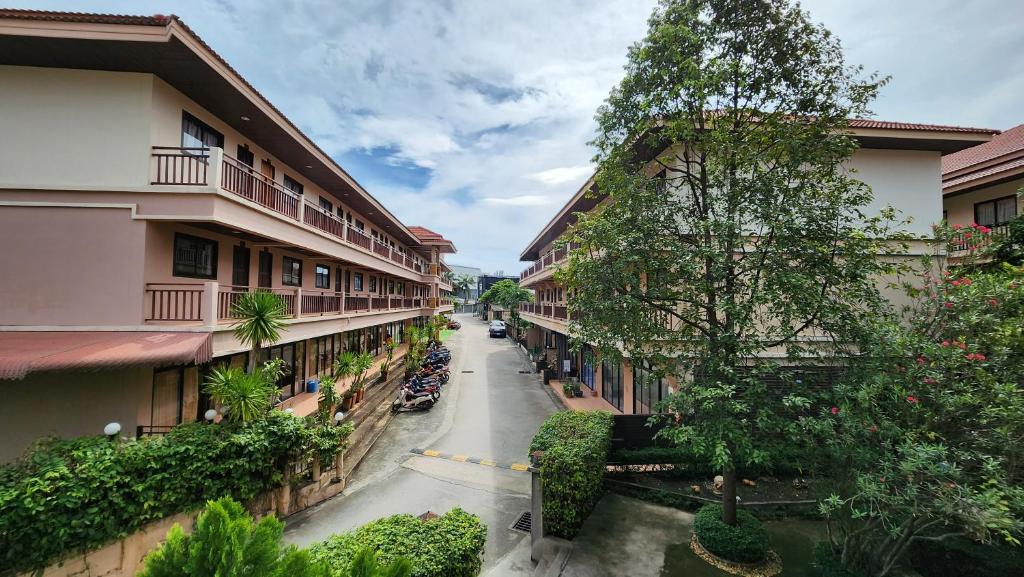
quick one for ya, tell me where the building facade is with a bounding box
[0,11,455,461]
[942,123,1023,255]
[517,121,997,415]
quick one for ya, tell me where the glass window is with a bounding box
[315,264,330,289]
[601,359,623,411]
[356,220,365,231]
[354,272,364,291]
[319,197,333,214]
[258,251,272,288]
[181,111,223,150]
[282,257,302,286]
[369,276,377,293]
[335,267,343,292]
[173,233,218,279]
[283,175,304,195]
[633,360,668,415]
[975,196,1018,227]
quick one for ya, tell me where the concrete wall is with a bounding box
[943,178,1023,226]
[0,66,152,189]
[0,367,151,463]
[0,205,147,326]
[847,148,943,236]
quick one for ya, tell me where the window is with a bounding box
[282,257,302,286]
[173,233,218,279]
[633,360,669,415]
[335,267,343,292]
[318,196,333,214]
[237,144,254,167]
[369,275,377,293]
[181,111,223,150]
[257,342,301,400]
[601,359,623,411]
[284,175,304,195]
[315,265,330,289]
[345,270,351,293]
[975,196,1017,227]
[355,219,365,231]
[353,272,364,291]
[388,280,395,294]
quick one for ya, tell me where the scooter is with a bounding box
[391,385,435,412]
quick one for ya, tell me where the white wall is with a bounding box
[848,148,943,237]
[0,66,153,188]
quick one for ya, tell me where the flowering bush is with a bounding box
[810,224,1024,577]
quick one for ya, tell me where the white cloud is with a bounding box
[528,166,594,186]
[482,195,554,207]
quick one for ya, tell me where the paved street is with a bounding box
[284,313,560,574]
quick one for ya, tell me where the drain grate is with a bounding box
[462,370,474,373]
[517,370,531,374]
[510,511,532,534]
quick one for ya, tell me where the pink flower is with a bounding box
[962,278,972,286]
[869,425,878,433]
[906,395,919,404]
[941,340,950,347]
[979,226,992,234]
[988,299,999,307]
[951,280,961,287]
[916,356,926,365]
[830,406,839,415]
[952,224,963,230]
[923,377,936,384]
[957,341,968,350]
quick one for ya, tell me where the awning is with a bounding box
[0,332,213,380]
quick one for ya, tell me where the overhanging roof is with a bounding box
[0,331,212,380]
[0,9,421,246]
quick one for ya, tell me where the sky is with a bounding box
[18,0,1024,274]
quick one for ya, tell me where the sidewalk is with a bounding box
[548,379,620,413]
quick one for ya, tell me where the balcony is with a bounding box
[519,243,576,283]
[950,223,1009,254]
[144,282,428,325]
[519,302,568,321]
[151,147,427,275]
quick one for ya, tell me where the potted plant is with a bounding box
[380,341,396,382]
[562,382,574,397]
[352,352,374,402]
[340,388,355,411]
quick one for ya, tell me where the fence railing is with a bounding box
[145,283,204,321]
[301,291,342,316]
[151,147,210,185]
[220,154,300,219]
[951,223,1009,252]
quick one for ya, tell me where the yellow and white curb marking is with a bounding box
[411,448,536,473]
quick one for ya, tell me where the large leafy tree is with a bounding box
[480,279,534,334]
[454,274,475,302]
[561,0,901,525]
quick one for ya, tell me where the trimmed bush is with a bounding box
[529,410,614,539]
[0,412,318,575]
[693,504,770,563]
[309,508,486,577]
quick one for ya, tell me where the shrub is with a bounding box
[811,542,866,577]
[529,410,614,539]
[309,508,486,577]
[909,536,1024,577]
[0,412,322,575]
[139,497,329,577]
[693,504,769,563]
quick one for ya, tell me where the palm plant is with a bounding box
[231,291,288,371]
[333,350,357,381]
[380,341,397,381]
[203,361,280,423]
[351,352,374,392]
[454,274,474,302]
[317,375,339,418]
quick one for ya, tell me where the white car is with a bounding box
[488,320,506,338]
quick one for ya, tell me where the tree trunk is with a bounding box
[248,343,259,372]
[722,465,738,525]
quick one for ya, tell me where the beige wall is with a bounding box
[847,148,943,236]
[943,178,1023,226]
[0,205,147,326]
[0,66,152,188]
[0,367,151,463]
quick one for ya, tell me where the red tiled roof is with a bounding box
[0,332,212,380]
[848,119,999,134]
[942,123,1024,175]
[408,226,445,241]
[0,8,171,25]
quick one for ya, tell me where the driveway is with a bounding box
[284,313,560,574]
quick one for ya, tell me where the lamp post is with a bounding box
[333,411,346,484]
[103,422,121,442]
[204,409,218,423]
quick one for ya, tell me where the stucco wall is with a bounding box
[846,148,943,236]
[0,66,152,188]
[0,367,151,463]
[943,178,1023,226]
[0,205,147,326]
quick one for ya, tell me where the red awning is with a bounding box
[0,332,213,380]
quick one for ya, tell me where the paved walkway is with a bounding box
[284,313,560,574]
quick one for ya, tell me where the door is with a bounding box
[258,251,272,288]
[232,245,250,288]
[236,145,255,197]
[259,159,275,206]
[151,368,184,431]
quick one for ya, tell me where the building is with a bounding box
[448,264,483,311]
[477,273,519,320]
[942,123,1023,253]
[517,120,997,414]
[0,10,455,461]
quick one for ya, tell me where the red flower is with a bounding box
[962,278,972,286]
[916,356,926,365]
[979,226,992,234]
[955,341,967,350]
[944,302,954,309]
[952,224,963,230]
[941,340,950,347]
[952,280,961,287]
[907,395,919,404]
[869,425,878,433]
[830,406,839,415]
[988,299,999,307]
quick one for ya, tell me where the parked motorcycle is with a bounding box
[391,385,435,412]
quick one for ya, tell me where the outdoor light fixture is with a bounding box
[334,411,345,423]
[103,422,121,437]
[204,409,218,422]
[240,115,250,121]
[284,407,294,414]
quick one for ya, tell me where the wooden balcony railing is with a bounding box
[372,241,391,258]
[553,305,567,319]
[371,296,389,310]
[301,291,342,316]
[217,286,297,319]
[221,154,300,219]
[345,295,370,312]
[302,201,346,240]
[542,304,553,317]
[145,283,204,321]
[151,147,209,185]
[347,227,373,250]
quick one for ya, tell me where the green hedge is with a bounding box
[693,504,770,563]
[610,445,819,478]
[309,508,486,577]
[0,412,312,575]
[529,410,614,539]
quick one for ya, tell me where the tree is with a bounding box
[139,497,329,577]
[480,279,534,336]
[231,291,288,371]
[811,227,1024,577]
[454,274,475,302]
[561,0,898,526]
[203,359,284,423]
